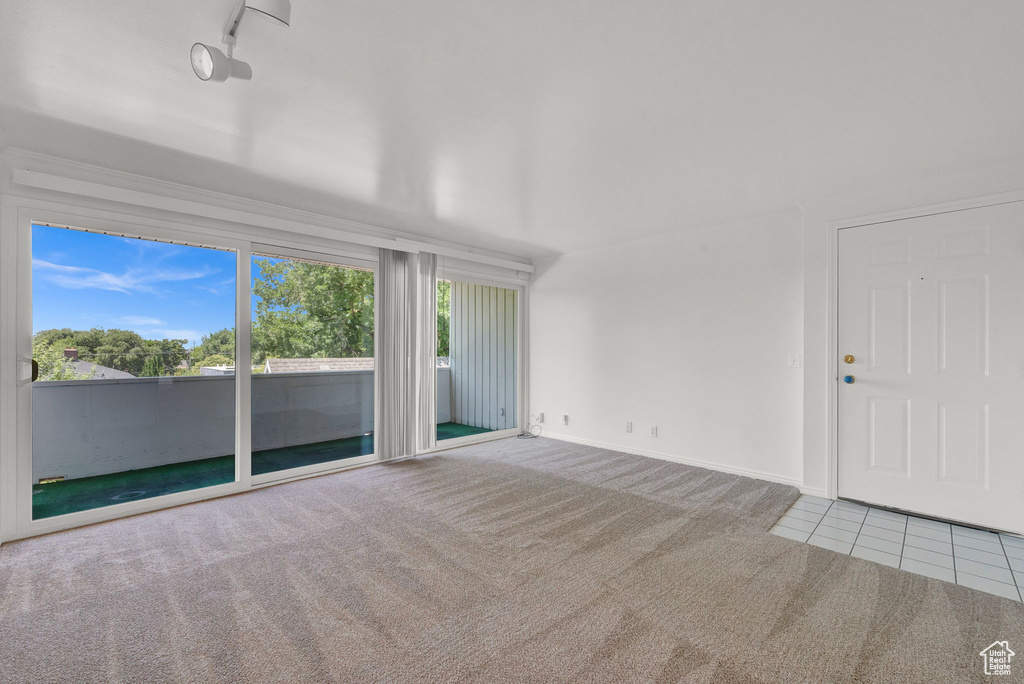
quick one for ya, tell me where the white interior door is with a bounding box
[838,201,1024,535]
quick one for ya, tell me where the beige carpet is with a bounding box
[0,437,1021,683]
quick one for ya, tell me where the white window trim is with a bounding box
[251,241,378,270]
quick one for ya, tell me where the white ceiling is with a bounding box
[2,1,1023,259]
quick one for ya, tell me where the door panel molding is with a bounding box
[819,189,1024,505]
[836,200,1024,533]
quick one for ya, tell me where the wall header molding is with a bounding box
[5,150,534,275]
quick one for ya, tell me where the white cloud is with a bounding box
[195,277,237,297]
[115,316,166,326]
[32,259,214,294]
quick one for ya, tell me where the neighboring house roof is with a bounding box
[263,357,451,373]
[71,360,136,379]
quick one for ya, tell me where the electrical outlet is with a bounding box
[789,353,802,368]
[500,407,505,417]
[562,414,569,425]
[537,412,544,423]
[650,426,658,437]
[625,421,632,433]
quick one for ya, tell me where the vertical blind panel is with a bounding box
[416,252,437,452]
[376,249,416,460]
[450,282,518,430]
[453,282,461,428]
[506,287,516,425]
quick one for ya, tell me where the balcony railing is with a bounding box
[32,368,453,483]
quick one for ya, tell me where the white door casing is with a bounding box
[837,202,1024,535]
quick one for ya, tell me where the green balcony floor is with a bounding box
[436,422,493,441]
[32,422,493,520]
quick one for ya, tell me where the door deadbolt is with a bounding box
[843,355,855,364]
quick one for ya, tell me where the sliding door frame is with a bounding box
[12,202,251,540]
[248,242,379,487]
[421,266,529,454]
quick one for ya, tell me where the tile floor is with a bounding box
[771,495,1024,602]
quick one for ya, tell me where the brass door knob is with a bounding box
[843,355,855,364]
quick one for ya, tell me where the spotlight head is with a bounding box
[191,0,289,83]
[191,43,253,82]
[245,0,291,27]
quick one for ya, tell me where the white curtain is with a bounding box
[415,252,438,452]
[375,249,416,460]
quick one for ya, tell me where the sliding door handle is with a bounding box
[16,356,36,385]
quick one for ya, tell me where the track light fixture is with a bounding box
[190,43,252,82]
[245,0,292,27]
[191,0,291,83]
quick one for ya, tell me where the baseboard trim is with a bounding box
[797,486,830,498]
[542,433,805,491]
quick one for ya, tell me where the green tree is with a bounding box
[143,338,189,375]
[201,353,232,367]
[437,280,451,357]
[32,339,93,381]
[84,329,148,374]
[251,259,374,363]
[33,328,188,376]
[141,355,163,377]
[191,328,235,366]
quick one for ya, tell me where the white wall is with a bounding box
[529,212,804,486]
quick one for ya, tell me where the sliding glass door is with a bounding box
[25,225,381,523]
[16,214,521,537]
[29,223,237,519]
[249,248,376,477]
[436,278,518,442]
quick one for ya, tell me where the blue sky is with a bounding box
[32,224,240,348]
